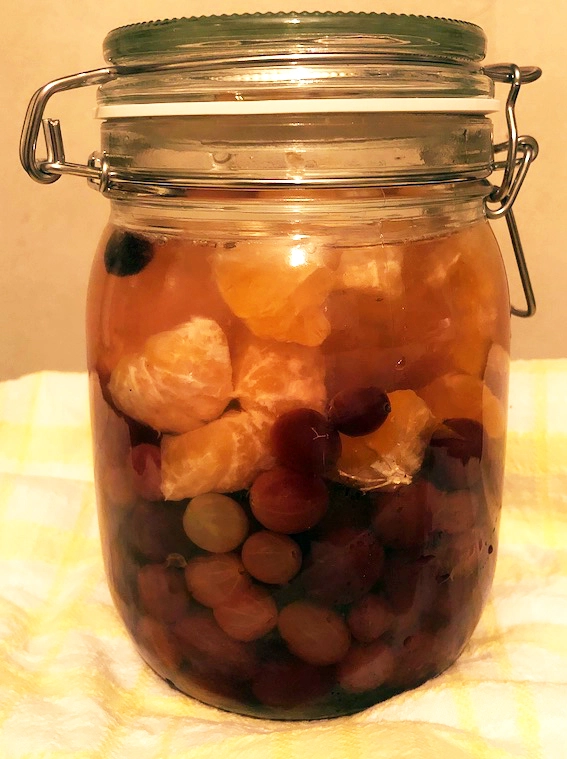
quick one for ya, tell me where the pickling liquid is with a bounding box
[87,209,509,719]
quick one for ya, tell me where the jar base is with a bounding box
[138,647,461,721]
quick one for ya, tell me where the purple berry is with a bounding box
[328,387,391,437]
[271,408,341,475]
[428,418,484,490]
[104,230,153,276]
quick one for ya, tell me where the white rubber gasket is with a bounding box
[96,97,500,118]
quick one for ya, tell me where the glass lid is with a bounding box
[103,12,487,67]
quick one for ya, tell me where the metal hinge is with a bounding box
[483,63,542,317]
[20,61,542,317]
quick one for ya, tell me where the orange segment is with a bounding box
[443,224,509,329]
[403,223,510,378]
[450,331,491,378]
[365,390,436,456]
[335,437,379,485]
[333,244,404,297]
[417,373,506,439]
[323,222,510,395]
[212,239,334,346]
[403,231,462,291]
[109,317,233,434]
[234,337,327,417]
[245,300,331,347]
[161,410,274,500]
[337,390,435,490]
[323,268,456,396]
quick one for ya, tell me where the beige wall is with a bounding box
[1,1,564,380]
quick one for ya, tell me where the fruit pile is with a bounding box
[88,219,507,718]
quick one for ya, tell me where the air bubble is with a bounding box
[213,152,232,165]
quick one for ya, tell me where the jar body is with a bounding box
[87,187,509,718]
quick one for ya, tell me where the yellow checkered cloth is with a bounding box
[0,363,565,759]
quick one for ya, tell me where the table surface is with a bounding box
[0,362,565,759]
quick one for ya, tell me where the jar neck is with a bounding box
[100,112,494,197]
[108,181,490,244]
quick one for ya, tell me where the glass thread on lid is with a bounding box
[103,12,487,67]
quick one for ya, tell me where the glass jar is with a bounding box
[21,12,540,720]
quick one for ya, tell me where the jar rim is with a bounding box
[103,12,487,68]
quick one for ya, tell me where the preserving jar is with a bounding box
[21,12,541,720]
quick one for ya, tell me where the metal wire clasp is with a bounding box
[20,67,117,186]
[483,63,542,317]
[21,62,542,317]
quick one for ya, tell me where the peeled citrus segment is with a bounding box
[443,224,507,324]
[213,239,328,318]
[212,239,334,346]
[450,331,491,378]
[409,225,510,376]
[418,373,506,439]
[405,232,463,291]
[245,301,332,347]
[322,282,455,396]
[333,244,404,298]
[235,338,326,417]
[336,390,435,490]
[336,438,381,490]
[161,410,274,500]
[109,317,233,434]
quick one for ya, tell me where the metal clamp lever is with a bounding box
[21,61,542,319]
[20,67,117,185]
[483,63,542,318]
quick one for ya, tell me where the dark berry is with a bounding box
[104,230,154,276]
[125,501,193,563]
[347,594,394,643]
[427,418,484,491]
[137,564,191,624]
[270,408,341,475]
[252,656,333,708]
[302,526,384,605]
[371,479,434,550]
[173,610,258,681]
[127,417,161,447]
[431,418,484,461]
[328,387,391,437]
[131,444,162,501]
[379,555,423,614]
[315,482,374,533]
